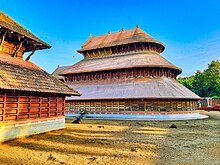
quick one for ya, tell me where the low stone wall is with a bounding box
[0,117,65,142]
[66,111,208,121]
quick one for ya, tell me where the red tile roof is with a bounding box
[0,52,80,96]
[77,28,165,52]
[0,11,51,51]
[66,77,200,100]
[62,51,181,74]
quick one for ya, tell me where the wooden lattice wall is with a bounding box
[66,99,198,114]
[0,90,65,122]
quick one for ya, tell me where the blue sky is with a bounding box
[1,0,220,76]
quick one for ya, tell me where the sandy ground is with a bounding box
[0,111,220,165]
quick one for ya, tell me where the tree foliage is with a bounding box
[178,60,220,97]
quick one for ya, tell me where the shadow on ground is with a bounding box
[1,112,220,165]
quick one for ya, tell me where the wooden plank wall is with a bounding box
[0,91,65,122]
[66,100,198,114]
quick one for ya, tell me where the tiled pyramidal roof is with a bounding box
[62,51,181,74]
[55,27,200,100]
[0,11,80,96]
[67,77,201,100]
[0,53,79,95]
[77,28,165,52]
[62,28,181,75]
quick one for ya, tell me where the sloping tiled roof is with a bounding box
[52,65,70,79]
[0,52,80,96]
[77,28,165,52]
[62,51,182,74]
[66,77,200,100]
[0,11,51,50]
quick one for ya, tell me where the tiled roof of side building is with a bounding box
[0,52,80,96]
[62,51,182,74]
[77,28,165,52]
[0,11,51,50]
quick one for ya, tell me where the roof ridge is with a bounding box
[86,28,136,39]
[77,27,165,52]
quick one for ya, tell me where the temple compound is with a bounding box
[54,27,205,120]
[0,11,79,142]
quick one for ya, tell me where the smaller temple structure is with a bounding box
[53,65,70,82]
[54,27,208,120]
[0,11,80,142]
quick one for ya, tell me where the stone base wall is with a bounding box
[66,112,208,120]
[0,117,65,142]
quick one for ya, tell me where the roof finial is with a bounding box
[108,30,111,34]
[136,24,139,28]
[122,27,124,31]
[89,33,92,38]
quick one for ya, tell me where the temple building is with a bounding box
[0,11,80,142]
[54,27,205,120]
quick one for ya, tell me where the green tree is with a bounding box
[177,76,194,91]
[203,60,220,97]
[178,60,220,97]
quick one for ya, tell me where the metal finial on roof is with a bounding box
[122,27,124,31]
[89,33,92,38]
[136,24,139,28]
[108,30,111,34]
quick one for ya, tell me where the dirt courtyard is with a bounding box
[0,111,220,165]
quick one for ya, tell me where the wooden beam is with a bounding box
[25,49,36,61]
[13,41,23,57]
[0,31,7,51]
[92,51,96,57]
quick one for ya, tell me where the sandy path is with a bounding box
[0,111,219,165]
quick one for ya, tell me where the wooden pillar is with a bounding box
[63,96,65,115]
[39,95,42,118]
[17,93,20,120]
[3,92,6,121]
[0,31,7,51]
[48,96,51,117]
[29,94,31,119]
[53,96,58,115]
